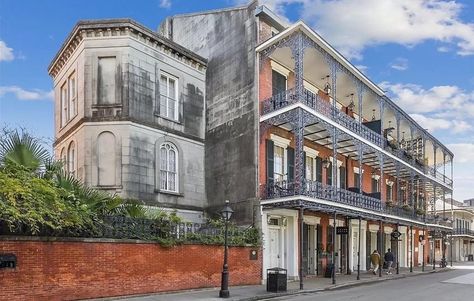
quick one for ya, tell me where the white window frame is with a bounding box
[159,73,179,121]
[60,82,68,127]
[159,142,178,193]
[329,157,343,188]
[68,72,77,120]
[304,146,319,181]
[270,134,290,183]
[67,141,76,176]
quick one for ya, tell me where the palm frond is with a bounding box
[0,130,50,170]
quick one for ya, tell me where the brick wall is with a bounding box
[0,238,261,301]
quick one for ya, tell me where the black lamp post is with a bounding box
[219,200,234,298]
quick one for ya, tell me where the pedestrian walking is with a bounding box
[370,250,381,275]
[384,248,395,274]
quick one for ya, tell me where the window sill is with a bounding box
[155,189,183,197]
[94,185,123,190]
[60,113,79,130]
[92,104,123,109]
[154,112,181,125]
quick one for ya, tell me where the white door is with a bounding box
[352,231,359,271]
[418,242,423,265]
[269,228,281,268]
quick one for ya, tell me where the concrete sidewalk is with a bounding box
[98,265,453,301]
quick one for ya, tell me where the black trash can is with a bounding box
[266,267,287,292]
[324,263,334,278]
[468,254,473,261]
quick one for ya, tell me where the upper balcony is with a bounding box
[256,22,453,188]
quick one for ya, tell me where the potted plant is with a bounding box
[401,204,413,212]
[385,200,396,208]
[416,208,426,215]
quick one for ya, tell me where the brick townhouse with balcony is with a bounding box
[49,0,454,285]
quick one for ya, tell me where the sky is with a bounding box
[0,0,473,201]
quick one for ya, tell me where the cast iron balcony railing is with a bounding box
[261,88,384,147]
[453,228,474,236]
[261,180,453,226]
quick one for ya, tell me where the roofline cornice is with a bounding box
[48,18,207,78]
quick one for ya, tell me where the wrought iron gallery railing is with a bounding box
[262,180,450,225]
[453,228,474,236]
[261,88,384,148]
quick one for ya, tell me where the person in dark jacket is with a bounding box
[384,248,395,274]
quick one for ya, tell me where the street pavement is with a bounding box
[96,263,474,301]
[272,265,474,301]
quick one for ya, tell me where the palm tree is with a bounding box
[0,129,50,171]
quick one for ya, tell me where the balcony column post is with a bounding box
[293,109,305,195]
[379,153,384,202]
[332,127,338,199]
[356,82,364,125]
[409,126,415,165]
[409,172,415,214]
[395,113,401,153]
[379,97,385,139]
[433,145,438,177]
[396,163,400,206]
[443,152,446,184]
[422,134,426,173]
[290,31,305,101]
[358,142,363,200]
[450,155,453,186]
[329,60,338,119]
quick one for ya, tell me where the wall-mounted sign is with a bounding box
[336,227,349,235]
[391,230,402,239]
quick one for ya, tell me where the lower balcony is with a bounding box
[261,180,439,225]
[453,228,474,236]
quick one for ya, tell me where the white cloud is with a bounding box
[159,0,171,8]
[381,82,474,134]
[0,86,53,101]
[390,58,408,71]
[0,41,14,62]
[447,143,474,163]
[258,0,474,60]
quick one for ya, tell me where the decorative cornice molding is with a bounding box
[48,19,207,79]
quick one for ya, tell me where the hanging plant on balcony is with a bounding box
[401,204,413,212]
[415,208,426,215]
[385,200,396,208]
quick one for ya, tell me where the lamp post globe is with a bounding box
[219,200,233,298]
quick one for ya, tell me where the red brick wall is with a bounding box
[0,238,262,301]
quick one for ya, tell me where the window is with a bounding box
[306,155,314,180]
[160,142,178,192]
[354,172,360,189]
[67,141,76,176]
[274,145,285,182]
[159,73,178,120]
[98,57,116,105]
[372,177,380,192]
[386,184,393,201]
[61,83,68,127]
[272,70,287,96]
[97,132,116,186]
[68,74,76,118]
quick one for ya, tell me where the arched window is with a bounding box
[97,131,116,186]
[60,147,66,165]
[67,141,76,176]
[160,142,178,192]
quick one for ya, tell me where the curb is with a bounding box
[243,268,454,301]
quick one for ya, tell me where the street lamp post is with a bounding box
[219,200,234,298]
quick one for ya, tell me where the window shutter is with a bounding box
[340,166,346,189]
[354,173,360,189]
[266,140,274,184]
[372,178,377,192]
[287,146,294,182]
[327,162,333,185]
[316,157,323,183]
[303,152,306,180]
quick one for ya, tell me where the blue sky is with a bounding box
[0,0,473,200]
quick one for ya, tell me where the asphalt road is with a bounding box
[272,267,474,301]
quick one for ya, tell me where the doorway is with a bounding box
[269,227,282,268]
[302,224,317,275]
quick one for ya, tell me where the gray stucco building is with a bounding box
[49,19,208,222]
